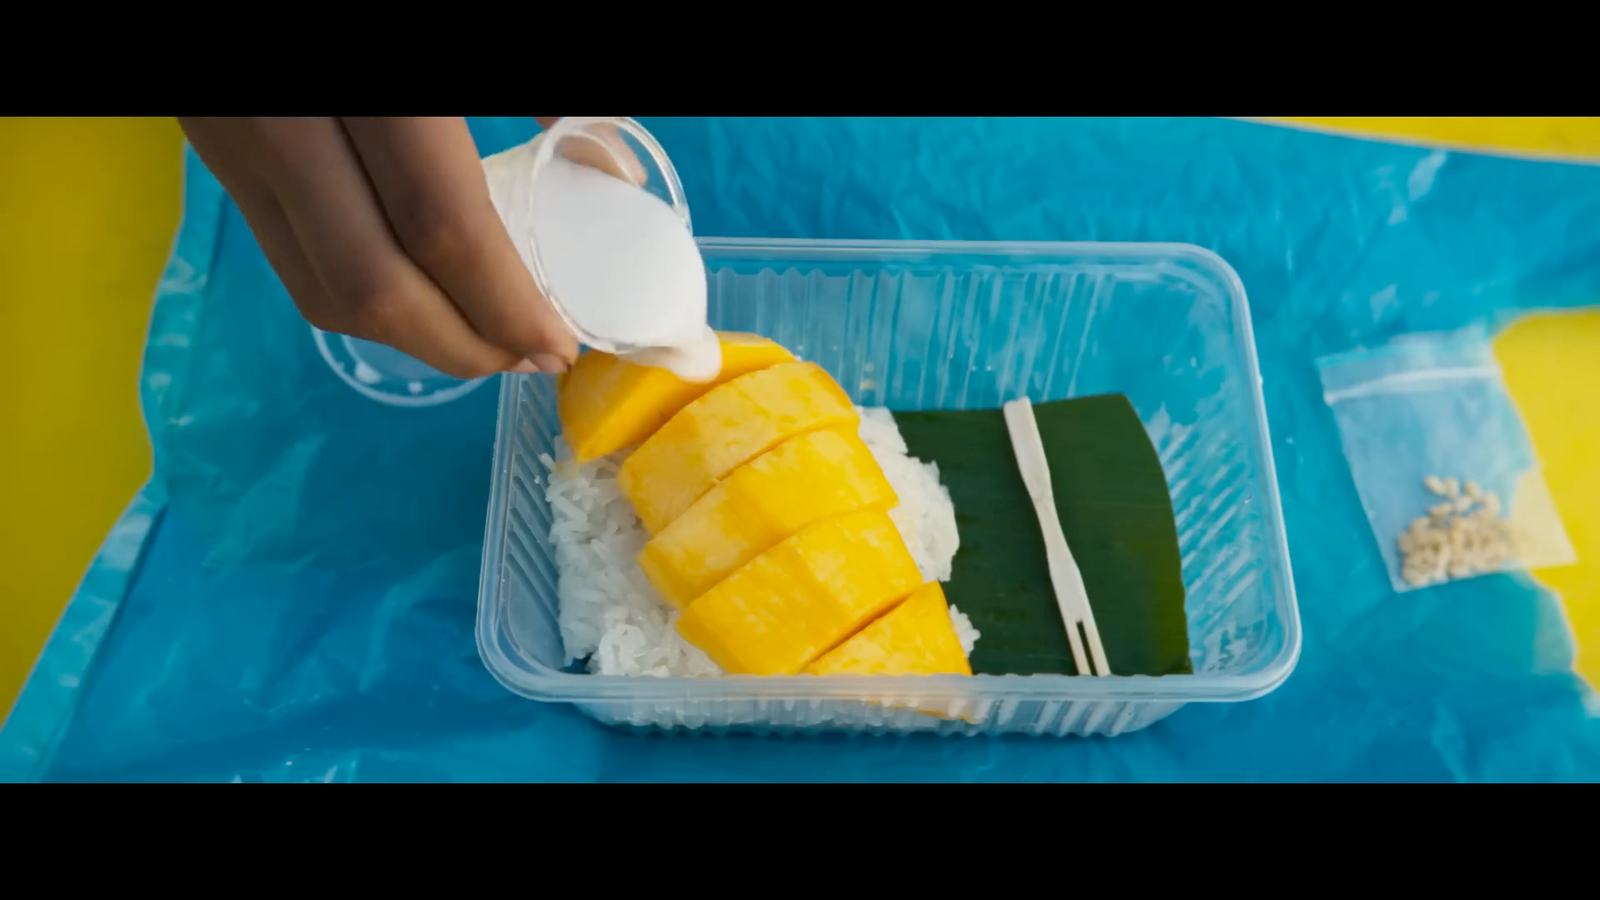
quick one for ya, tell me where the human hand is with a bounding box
[178,116,579,378]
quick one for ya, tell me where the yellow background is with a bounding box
[1494,312,1600,689]
[1266,117,1600,159]
[1,118,182,712]
[1,116,1597,715]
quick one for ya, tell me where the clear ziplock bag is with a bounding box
[1317,327,1577,593]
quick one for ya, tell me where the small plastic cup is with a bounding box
[522,116,694,355]
[312,117,691,407]
[312,327,489,408]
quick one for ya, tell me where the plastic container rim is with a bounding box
[476,238,1302,705]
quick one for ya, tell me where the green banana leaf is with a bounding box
[894,394,1191,677]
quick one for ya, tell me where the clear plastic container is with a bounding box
[476,238,1302,737]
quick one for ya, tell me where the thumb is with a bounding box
[537,116,650,186]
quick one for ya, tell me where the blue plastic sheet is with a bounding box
[5,117,1600,782]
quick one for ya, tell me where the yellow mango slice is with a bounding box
[556,332,794,464]
[675,509,922,675]
[804,582,972,677]
[806,582,977,723]
[638,428,898,609]
[618,361,858,534]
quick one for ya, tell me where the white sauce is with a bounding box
[482,137,719,382]
[614,325,722,382]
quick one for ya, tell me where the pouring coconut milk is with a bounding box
[481,120,721,382]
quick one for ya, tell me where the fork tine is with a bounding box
[1065,618,1090,678]
[1081,616,1112,677]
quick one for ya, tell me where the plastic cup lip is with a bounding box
[524,116,693,356]
[311,325,488,408]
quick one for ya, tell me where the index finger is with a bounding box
[341,116,580,371]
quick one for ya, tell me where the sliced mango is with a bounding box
[675,509,923,675]
[804,582,972,677]
[638,428,898,609]
[806,582,976,723]
[618,361,858,534]
[557,332,794,464]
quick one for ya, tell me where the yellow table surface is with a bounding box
[1,116,1597,715]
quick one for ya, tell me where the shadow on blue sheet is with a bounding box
[5,117,1599,782]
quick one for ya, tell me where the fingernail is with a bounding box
[531,353,569,375]
[509,359,540,375]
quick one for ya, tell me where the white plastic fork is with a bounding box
[1002,396,1112,678]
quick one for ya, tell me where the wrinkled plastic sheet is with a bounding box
[5,117,1600,782]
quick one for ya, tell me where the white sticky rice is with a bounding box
[542,407,977,677]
